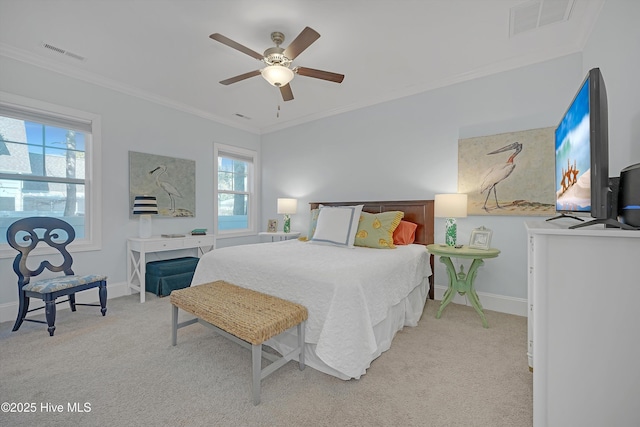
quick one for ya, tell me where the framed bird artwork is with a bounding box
[458,127,555,216]
[129,151,196,217]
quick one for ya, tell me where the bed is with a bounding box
[191,200,434,380]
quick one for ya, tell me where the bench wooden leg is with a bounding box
[171,304,178,346]
[298,321,306,370]
[171,305,202,346]
[252,344,261,405]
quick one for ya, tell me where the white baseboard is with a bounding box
[0,280,131,325]
[433,284,527,317]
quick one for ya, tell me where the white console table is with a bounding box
[525,221,640,427]
[127,234,215,303]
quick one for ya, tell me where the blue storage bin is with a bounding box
[145,257,199,296]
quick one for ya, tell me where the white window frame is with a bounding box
[0,92,102,258]
[213,142,259,239]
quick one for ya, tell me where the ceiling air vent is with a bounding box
[510,0,574,37]
[41,42,86,61]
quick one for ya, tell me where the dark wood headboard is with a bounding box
[309,200,435,299]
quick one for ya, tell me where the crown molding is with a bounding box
[0,43,261,135]
[2,32,587,136]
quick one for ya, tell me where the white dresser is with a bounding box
[525,221,640,427]
[127,234,215,302]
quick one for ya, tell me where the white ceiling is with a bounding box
[0,0,604,134]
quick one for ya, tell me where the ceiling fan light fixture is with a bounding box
[261,65,294,87]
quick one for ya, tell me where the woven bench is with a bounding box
[170,280,308,405]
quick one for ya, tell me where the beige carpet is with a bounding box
[0,294,532,426]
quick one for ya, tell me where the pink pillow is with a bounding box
[393,220,417,245]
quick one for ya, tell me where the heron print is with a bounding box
[480,141,522,211]
[129,151,195,218]
[150,165,182,213]
[458,127,555,216]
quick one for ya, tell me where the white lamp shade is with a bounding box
[277,198,298,215]
[261,65,295,87]
[434,194,468,218]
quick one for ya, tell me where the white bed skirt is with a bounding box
[265,277,430,380]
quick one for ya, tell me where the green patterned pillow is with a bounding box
[304,208,320,240]
[354,211,404,249]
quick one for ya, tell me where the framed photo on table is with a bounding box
[267,219,277,233]
[469,226,492,250]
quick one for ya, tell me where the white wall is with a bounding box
[261,0,640,314]
[0,55,260,317]
[582,0,640,170]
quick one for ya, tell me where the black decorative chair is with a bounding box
[7,217,107,336]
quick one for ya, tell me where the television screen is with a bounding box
[550,68,632,229]
[554,76,591,213]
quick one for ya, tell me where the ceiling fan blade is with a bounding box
[219,70,261,85]
[283,27,320,60]
[209,33,263,60]
[280,84,294,102]
[296,67,344,83]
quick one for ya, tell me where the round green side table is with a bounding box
[427,244,500,328]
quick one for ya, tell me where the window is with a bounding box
[0,92,102,257]
[214,143,258,237]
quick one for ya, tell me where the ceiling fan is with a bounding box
[209,27,344,102]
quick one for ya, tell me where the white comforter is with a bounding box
[191,239,431,379]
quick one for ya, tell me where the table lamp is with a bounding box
[133,195,158,238]
[434,193,468,246]
[277,198,297,233]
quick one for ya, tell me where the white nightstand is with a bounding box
[258,231,301,242]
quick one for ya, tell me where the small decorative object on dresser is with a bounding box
[469,226,492,249]
[267,219,277,233]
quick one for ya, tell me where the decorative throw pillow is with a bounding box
[354,211,404,249]
[310,205,364,248]
[393,220,418,245]
[305,208,320,240]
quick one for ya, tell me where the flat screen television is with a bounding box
[549,67,628,229]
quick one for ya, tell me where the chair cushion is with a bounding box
[23,274,107,294]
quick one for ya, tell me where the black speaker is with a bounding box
[618,163,640,228]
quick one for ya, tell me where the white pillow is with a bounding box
[310,205,364,248]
